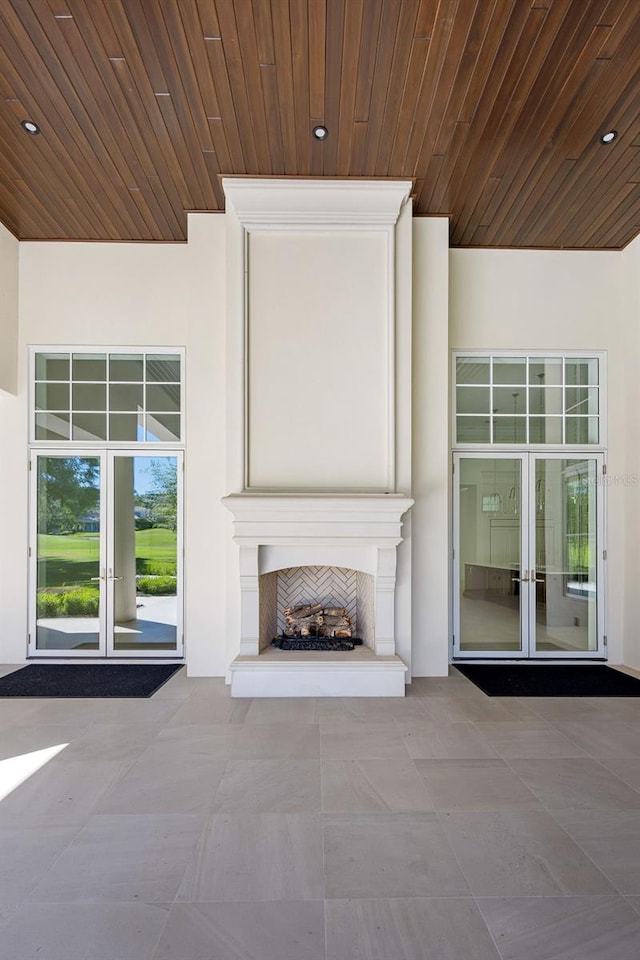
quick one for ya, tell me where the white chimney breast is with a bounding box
[222,179,414,695]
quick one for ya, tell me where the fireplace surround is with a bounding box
[223,493,413,696]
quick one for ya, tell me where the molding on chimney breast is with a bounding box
[222,178,412,230]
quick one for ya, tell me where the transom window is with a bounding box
[32,349,183,444]
[454,354,602,446]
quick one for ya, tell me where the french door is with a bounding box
[29,450,183,658]
[453,452,605,659]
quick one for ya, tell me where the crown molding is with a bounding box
[222,178,412,230]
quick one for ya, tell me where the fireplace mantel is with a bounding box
[222,493,414,545]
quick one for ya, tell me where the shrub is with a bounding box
[64,587,100,616]
[36,585,100,618]
[37,591,66,618]
[137,575,177,596]
[136,558,176,576]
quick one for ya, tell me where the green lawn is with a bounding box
[134,528,178,562]
[38,528,177,587]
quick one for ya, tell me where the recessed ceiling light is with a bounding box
[21,120,40,135]
[312,125,328,141]
[600,130,617,144]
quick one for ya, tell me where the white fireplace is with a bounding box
[223,494,412,695]
[222,178,414,696]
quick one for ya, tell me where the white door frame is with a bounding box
[28,448,184,659]
[452,451,606,660]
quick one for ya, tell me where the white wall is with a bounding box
[0,216,229,674]
[2,213,639,676]
[0,222,20,657]
[411,218,451,675]
[621,235,640,671]
[0,222,18,394]
[449,246,634,666]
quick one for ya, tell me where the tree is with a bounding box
[38,457,100,534]
[145,458,177,531]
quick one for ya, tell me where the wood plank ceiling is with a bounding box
[0,0,638,248]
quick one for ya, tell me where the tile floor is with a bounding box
[1,665,640,959]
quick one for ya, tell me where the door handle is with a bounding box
[531,570,544,583]
[511,570,529,582]
[107,569,124,582]
[90,568,106,582]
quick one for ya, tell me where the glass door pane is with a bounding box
[110,455,180,654]
[34,455,103,653]
[531,458,599,654]
[455,457,525,655]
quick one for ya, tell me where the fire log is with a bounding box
[284,603,323,619]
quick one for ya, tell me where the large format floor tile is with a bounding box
[396,719,500,759]
[320,720,409,760]
[508,758,640,814]
[213,720,321,758]
[557,811,640,894]
[176,813,325,901]
[477,895,640,960]
[28,697,181,726]
[164,695,250,725]
[321,758,433,813]
[152,900,326,960]
[0,758,126,825]
[550,720,640,758]
[0,723,83,762]
[0,902,170,960]
[0,698,43,730]
[243,696,319,724]
[472,720,588,759]
[326,898,501,960]
[420,696,518,723]
[213,758,322,812]
[2,666,640,960]
[0,825,80,902]
[522,698,635,723]
[28,813,204,902]
[95,743,227,815]
[414,758,541,811]
[440,809,615,896]
[323,812,469,899]
[600,758,640,790]
[318,696,417,723]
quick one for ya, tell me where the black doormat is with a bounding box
[454,663,640,697]
[0,663,183,698]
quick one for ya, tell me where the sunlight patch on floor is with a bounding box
[0,743,68,802]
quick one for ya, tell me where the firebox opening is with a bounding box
[259,565,375,653]
[274,601,364,651]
